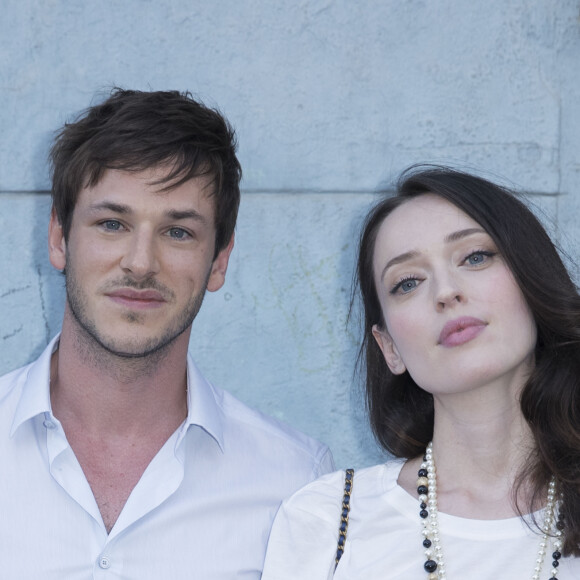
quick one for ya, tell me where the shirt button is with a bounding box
[99,556,111,569]
[43,420,56,429]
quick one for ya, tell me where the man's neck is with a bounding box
[50,316,190,437]
[49,316,191,533]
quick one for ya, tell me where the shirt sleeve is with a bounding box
[261,473,343,580]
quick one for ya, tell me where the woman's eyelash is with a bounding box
[464,250,496,265]
[388,250,497,295]
[389,275,419,295]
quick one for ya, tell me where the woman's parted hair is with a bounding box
[50,88,242,257]
[356,165,580,554]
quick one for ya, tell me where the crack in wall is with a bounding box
[2,324,22,340]
[36,264,51,344]
[0,284,31,298]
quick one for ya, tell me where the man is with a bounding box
[0,89,333,578]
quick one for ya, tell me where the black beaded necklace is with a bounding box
[416,442,563,579]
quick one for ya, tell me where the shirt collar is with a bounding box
[183,354,225,453]
[10,334,60,437]
[10,334,226,452]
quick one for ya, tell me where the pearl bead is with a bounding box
[417,442,560,579]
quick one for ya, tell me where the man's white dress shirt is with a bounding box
[0,336,334,579]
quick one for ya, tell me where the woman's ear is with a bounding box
[371,324,406,375]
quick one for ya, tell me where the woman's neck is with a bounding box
[399,384,535,519]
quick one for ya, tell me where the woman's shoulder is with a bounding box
[262,460,412,579]
[354,458,405,492]
[281,460,405,524]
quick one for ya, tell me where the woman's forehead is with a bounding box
[374,195,482,255]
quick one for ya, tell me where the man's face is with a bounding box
[48,167,233,358]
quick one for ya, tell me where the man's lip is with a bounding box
[438,316,487,347]
[106,289,166,304]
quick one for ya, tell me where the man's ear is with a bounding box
[371,324,406,375]
[207,234,235,292]
[48,209,67,271]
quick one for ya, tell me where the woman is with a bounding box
[261,166,580,579]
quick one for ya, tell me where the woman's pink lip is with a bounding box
[438,317,487,347]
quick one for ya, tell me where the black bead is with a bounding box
[420,502,427,509]
[552,560,559,567]
[553,551,562,560]
[419,509,428,519]
[424,560,437,573]
[556,519,565,530]
[417,485,428,495]
[423,539,432,548]
[418,468,428,477]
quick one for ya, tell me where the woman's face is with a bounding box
[371,194,537,396]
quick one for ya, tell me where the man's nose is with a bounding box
[119,229,160,279]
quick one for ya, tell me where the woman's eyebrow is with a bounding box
[380,228,487,281]
[380,250,419,282]
[444,227,486,243]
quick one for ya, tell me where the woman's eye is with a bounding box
[391,277,419,295]
[465,251,495,266]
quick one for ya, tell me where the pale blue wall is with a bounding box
[1,0,579,468]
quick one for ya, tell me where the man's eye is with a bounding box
[102,220,122,231]
[168,228,190,240]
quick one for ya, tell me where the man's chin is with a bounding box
[94,335,173,359]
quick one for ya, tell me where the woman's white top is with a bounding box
[262,461,580,579]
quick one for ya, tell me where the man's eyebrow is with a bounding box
[380,228,487,281]
[88,201,131,214]
[86,203,208,224]
[165,209,208,224]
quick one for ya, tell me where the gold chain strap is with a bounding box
[335,468,354,570]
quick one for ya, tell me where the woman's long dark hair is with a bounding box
[356,165,580,555]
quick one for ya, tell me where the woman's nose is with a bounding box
[434,271,465,312]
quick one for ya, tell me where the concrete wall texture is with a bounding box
[1,1,579,468]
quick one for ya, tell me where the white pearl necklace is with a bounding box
[417,442,563,579]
